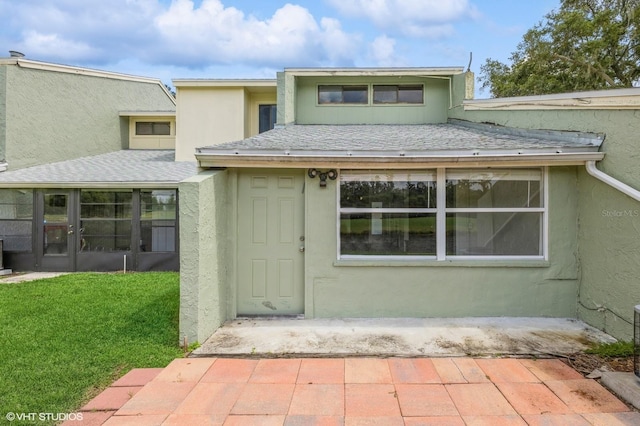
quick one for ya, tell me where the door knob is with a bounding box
[299,246,305,252]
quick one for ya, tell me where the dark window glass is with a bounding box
[80,191,132,252]
[318,85,368,104]
[373,85,423,104]
[446,212,541,256]
[341,213,436,256]
[0,189,33,252]
[135,121,171,136]
[140,190,177,252]
[259,105,277,133]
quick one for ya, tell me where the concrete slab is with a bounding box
[600,372,640,410]
[0,272,68,283]
[192,317,616,358]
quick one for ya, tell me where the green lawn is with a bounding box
[0,272,183,422]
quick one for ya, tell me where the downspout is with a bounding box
[585,160,640,202]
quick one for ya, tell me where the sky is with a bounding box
[0,0,561,97]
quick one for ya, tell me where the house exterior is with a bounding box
[179,67,640,345]
[0,56,279,272]
[2,54,638,345]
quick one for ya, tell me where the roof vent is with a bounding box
[9,51,25,58]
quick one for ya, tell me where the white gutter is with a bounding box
[586,160,640,202]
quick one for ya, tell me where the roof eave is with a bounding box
[0,181,183,189]
[196,152,605,169]
[283,67,466,77]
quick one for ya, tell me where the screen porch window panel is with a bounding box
[80,190,132,252]
[140,190,177,252]
[0,189,33,252]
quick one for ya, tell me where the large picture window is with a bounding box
[0,189,33,252]
[339,168,545,260]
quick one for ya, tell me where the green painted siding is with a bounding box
[450,106,640,340]
[4,64,175,170]
[302,167,579,319]
[294,77,450,124]
[179,170,229,345]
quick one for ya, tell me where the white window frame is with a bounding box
[337,167,548,261]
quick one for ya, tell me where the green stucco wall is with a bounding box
[277,72,296,125]
[294,76,450,125]
[0,65,6,162]
[302,167,579,319]
[4,64,175,170]
[450,106,640,340]
[179,170,229,345]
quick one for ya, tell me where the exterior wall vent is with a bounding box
[635,305,640,378]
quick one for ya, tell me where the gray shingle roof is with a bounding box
[198,120,603,155]
[0,150,197,186]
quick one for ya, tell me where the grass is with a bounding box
[0,272,183,421]
[585,340,635,358]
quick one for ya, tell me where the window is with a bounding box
[373,85,423,104]
[0,189,33,252]
[446,169,543,256]
[339,168,545,259]
[80,191,132,252]
[318,85,368,104]
[140,190,177,252]
[135,121,171,136]
[340,171,437,257]
[259,104,277,133]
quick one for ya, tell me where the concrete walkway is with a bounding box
[0,271,68,283]
[70,357,640,425]
[193,317,617,358]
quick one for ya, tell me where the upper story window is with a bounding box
[318,85,368,104]
[135,121,171,136]
[259,104,277,133]
[373,85,423,104]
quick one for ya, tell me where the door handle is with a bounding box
[299,246,305,252]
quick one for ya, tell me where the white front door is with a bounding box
[237,170,305,315]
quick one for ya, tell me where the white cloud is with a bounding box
[154,0,360,67]
[1,0,362,69]
[21,31,98,62]
[327,0,477,38]
[368,35,406,67]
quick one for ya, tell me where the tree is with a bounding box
[479,0,640,97]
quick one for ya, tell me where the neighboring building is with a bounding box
[0,56,190,271]
[0,56,278,272]
[179,67,640,344]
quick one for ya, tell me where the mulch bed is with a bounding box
[561,352,634,376]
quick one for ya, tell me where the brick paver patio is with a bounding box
[67,357,640,425]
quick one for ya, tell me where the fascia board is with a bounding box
[196,152,605,169]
